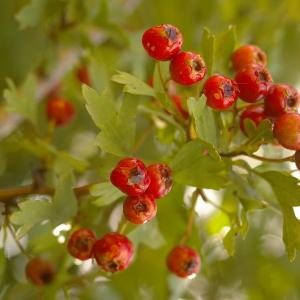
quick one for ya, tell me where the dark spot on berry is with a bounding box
[256,70,269,82]
[223,83,233,97]
[129,167,144,184]
[107,261,119,272]
[257,51,264,62]
[75,237,90,252]
[192,59,203,72]
[40,271,54,284]
[160,166,172,189]
[134,201,147,213]
[287,96,297,108]
[164,26,177,41]
[184,259,197,273]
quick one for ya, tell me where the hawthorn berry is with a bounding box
[170,51,207,86]
[142,24,183,61]
[146,163,173,198]
[93,232,134,273]
[46,97,75,126]
[273,113,300,150]
[239,104,266,134]
[167,245,200,278]
[110,158,151,196]
[171,95,189,119]
[25,258,55,286]
[67,228,96,260]
[231,44,267,71]
[76,66,91,86]
[203,75,239,110]
[235,64,272,103]
[264,84,300,119]
[123,194,157,224]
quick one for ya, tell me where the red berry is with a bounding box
[110,158,150,196]
[231,44,267,71]
[76,66,91,86]
[142,24,183,61]
[146,163,173,198]
[235,64,272,103]
[203,75,239,110]
[170,51,207,86]
[25,258,55,286]
[46,97,75,126]
[167,245,200,278]
[93,232,134,273]
[171,95,189,119]
[239,104,266,134]
[123,194,157,224]
[264,84,300,119]
[67,228,96,260]
[295,151,300,170]
[273,113,300,150]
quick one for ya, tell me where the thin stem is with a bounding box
[199,189,229,214]
[221,152,294,163]
[133,124,153,153]
[118,220,129,234]
[180,189,199,245]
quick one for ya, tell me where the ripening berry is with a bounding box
[76,66,91,86]
[235,64,272,103]
[264,84,300,119]
[67,228,96,260]
[93,232,134,273]
[46,97,75,126]
[146,163,173,198]
[171,95,189,119]
[123,194,157,224]
[110,158,151,196]
[167,245,200,278]
[239,104,266,134]
[203,75,239,110]
[231,44,267,71]
[273,113,300,150]
[170,51,207,86]
[295,151,300,170]
[25,258,55,286]
[142,24,183,61]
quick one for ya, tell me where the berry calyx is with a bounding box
[142,24,183,61]
[123,194,157,224]
[273,113,300,150]
[25,258,55,286]
[203,75,239,110]
[235,64,272,103]
[93,232,134,273]
[146,163,173,198]
[110,158,151,196]
[231,44,267,71]
[76,66,91,86]
[239,104,266,134]
[46,97,75,126]
[170,51,207,86]
[167,245,200,278]
[264,84,300,119]
[67,228,96,260]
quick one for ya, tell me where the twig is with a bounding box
[221,152,294,163]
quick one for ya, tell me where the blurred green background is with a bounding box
[1,0,300,299]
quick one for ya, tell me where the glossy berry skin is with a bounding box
[142,24,183,61]
[235,64,272,103]
[67,228,96,260]
[239,104,266,134]
[93,232,134,273]
[25,258,55,286]
[170,51,207,86]
[295,151,300,170]
[123,194,157,224]
[146,163,173,198]
[46,97,75,126]
[264,84,300,119]
[203,75,239,110]
[76,66,91,86]
[167,245,200,278]
[231,44,267,71]
[273,113,300,150]
[110,158,151,196]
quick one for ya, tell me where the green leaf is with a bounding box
[261,171,300,261]
[15,0,48,29]
[11,171,77,238]
[200,27,216,75]
[82,85,138,156]
[4,75,38,125]
[223,228,236,256]
[90,182,124,207]
[187,96,219,147]
[170,139,228,189]
[111,71,155,97]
